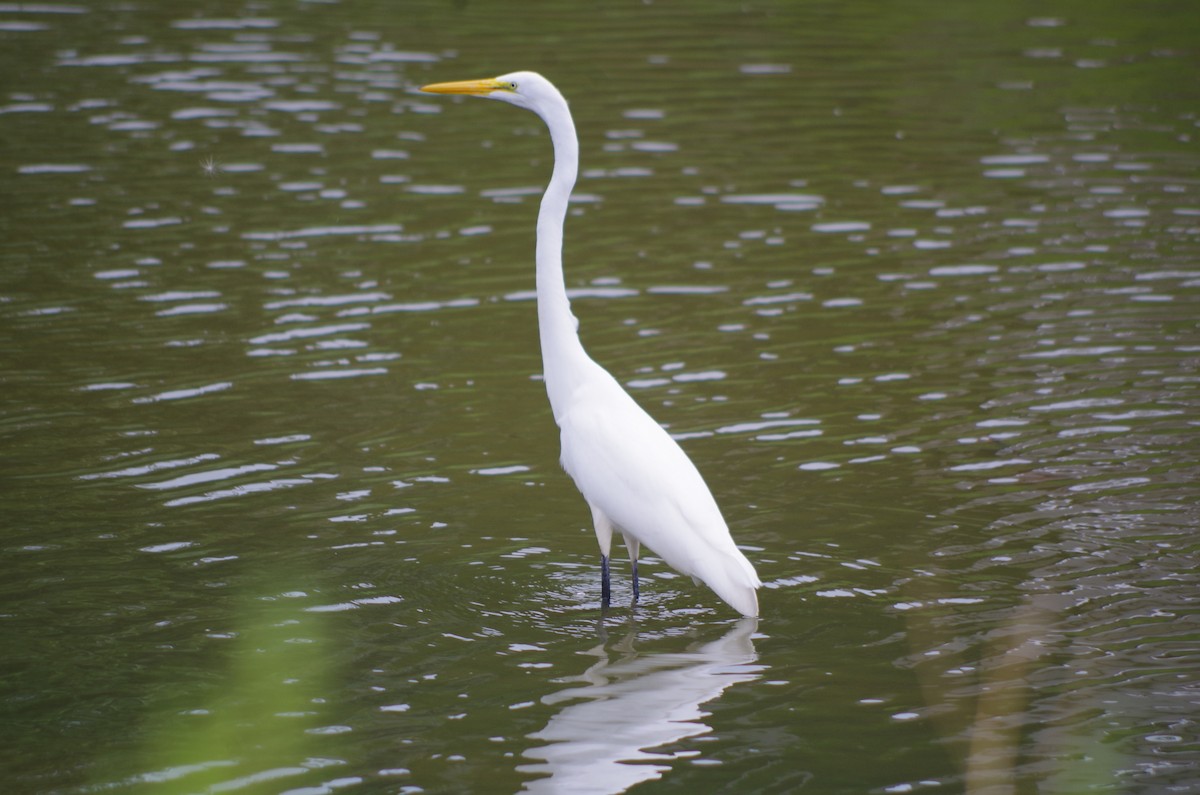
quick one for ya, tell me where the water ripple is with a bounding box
[78,453,222,481]
[164,475,331,508]
[290,367,388,381]
[243,224,403,241]
[141,463,280,491]
[338,298,479,316]
[170,17,278,30]
[248,323,369,346]
[720,193,824,210]
[265,292,390,310]
[133,381,232,404]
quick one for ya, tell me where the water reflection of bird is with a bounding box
[422,72,760,616]
[518,617,762,792]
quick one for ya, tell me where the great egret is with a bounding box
[421,72,760,617]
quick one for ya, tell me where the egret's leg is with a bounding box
[601,554,611,606]
[590,505,615,608]
[624,534,641,603]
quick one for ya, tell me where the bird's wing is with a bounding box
[556,378,737,574]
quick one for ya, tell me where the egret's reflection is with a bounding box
[519,617,762,794]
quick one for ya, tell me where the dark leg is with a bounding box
[601,554,611,606]
[631,558,640,603]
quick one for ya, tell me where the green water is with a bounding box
[2,1,1198,793]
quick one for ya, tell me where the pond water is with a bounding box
[1,1,1198,793]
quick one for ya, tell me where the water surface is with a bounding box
[1,1,1198,793]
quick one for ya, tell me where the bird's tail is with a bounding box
[697,550,761,617]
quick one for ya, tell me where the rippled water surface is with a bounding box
[2,1,1198,793]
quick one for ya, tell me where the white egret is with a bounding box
[421,72,760,617]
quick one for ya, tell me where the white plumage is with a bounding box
[422,71,760,616]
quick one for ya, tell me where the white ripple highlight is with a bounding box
[248,323,369,345]
[140,463,279,490]
[242,224,403,241]
[163,474,336,507]
[133,382,232,403]
[78,453,222,481]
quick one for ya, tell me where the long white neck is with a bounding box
[532,93,591,419]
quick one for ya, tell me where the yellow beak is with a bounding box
[420,78,510,96]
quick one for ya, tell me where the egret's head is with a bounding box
[420,71,562,114]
